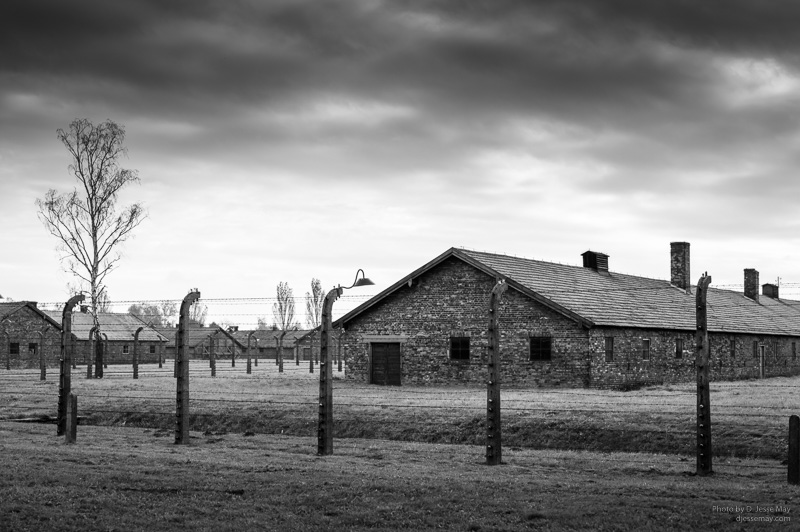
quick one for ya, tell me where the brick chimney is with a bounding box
[670,242,691,293]
[762,283,779,299]
[744,269,759,302]
[581,250,609,274]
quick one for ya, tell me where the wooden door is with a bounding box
[371,343,401,386]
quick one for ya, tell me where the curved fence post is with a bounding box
[696,274,713,476]
[57,294,84,436]
[487,279,507,466]
[176,289,201,445]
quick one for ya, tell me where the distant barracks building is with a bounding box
[336,243,800,388]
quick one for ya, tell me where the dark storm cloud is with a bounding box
[2,0,798,188]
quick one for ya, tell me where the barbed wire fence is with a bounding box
[0,293,799,479]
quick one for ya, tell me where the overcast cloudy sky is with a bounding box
[1,0,799,323]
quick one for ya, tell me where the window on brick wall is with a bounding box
[150,345,156,354]
[28,343,37,354]
[793,342,797,362]
[123,344,129,355]
[730,338,735,359]
[529,337,552,361]
[604,337,614,362]
[9,342,19,355]
[450,337,470,360]
[641,339,650,361]
[753,340,759,359]
[675,338,683,359]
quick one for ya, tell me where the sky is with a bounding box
[1,0,799,326]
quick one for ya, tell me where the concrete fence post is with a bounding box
[65,393,78,444]
[696,274,713,476]
[790,415,800,484]
[57,294,84,436]
[133,326,143,380]
[176,289,200,445]
[486,279,507,466]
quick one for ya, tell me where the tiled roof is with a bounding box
[458,249,800,335]
[1,301,62,329]
[158,326,247,349]
[44,311,168,342]
[337,247,800,337]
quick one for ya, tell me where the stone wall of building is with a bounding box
[342,257,591,387]
[0,306,61,369]
[74,340,165,366]
[587,327,800,388]
[341,256,800,389]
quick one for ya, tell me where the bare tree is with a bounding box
[95,288,112,313]
[189,301,208,327]
[272,282,295,330]
[128,303,168,327]
[159,300,178,327]
[305,278,325,329]
[37,118,145,374]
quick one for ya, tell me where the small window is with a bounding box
[793,342,797,362]
[529,337,552,361]
[641,339,650,361]
[28,343,38,354]
[123,344,130,354]
[730,338,735,359]
[675,338,683,359]
[604,337,614,362]
[450,337,470,360]
[753,341,759,359]
[149,345,156,354]
[9,342,19,355]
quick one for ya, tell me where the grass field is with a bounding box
[1,360,798,459]
[2,362,800,530]
[1,422,797,531]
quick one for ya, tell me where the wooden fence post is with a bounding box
[210,334,216,377]
[133,326,143,379]
[487,279,507,466]
[696,274,713,476]
[176,289,200,445]
[789,415,800,484]
[57,294,84,436]
[65,393,78,444]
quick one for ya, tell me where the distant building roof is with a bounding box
[1,301,62,330]
[157,326,247,349]
[231,328,312,348]
[44,310,168,342]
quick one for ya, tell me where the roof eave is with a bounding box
[335,247,594,329]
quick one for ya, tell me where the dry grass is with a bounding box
[1,361,799,459]
[3,364,800,530]
[1,422,798,531]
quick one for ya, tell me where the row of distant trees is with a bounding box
[125,278,326,330]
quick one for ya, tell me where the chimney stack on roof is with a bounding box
[744,269,760,302]
[669,242,691,293]
[762,283,779,299]
[581,250,609,274]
